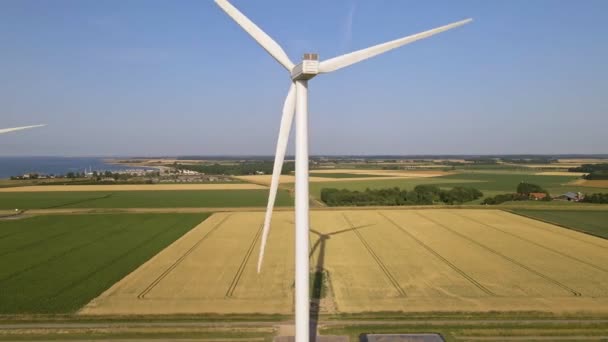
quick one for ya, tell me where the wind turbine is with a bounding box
[214,1,471,340]
[0,125,46,134]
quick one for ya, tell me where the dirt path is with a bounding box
[1,318,607,330]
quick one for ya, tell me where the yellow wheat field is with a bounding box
[235,170,448,185]
[81,209,608,315]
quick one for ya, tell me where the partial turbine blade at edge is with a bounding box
[319,18,473,73]
[214,0,294,71]
[0,124,46,134]
[257,83,297,273]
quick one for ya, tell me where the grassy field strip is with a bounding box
[0,184,266,192]
[509,210,608,240]
[382,210,566,298]
[309,172,392,178]
[0,326,273,341]
[0,190,292,209]
[0,214,208,314]
[426,210,608,297]
[320,321,608,342]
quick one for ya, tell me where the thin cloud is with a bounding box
[341,1,357,52]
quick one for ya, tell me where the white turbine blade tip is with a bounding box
[214,0,294,71]
[0,124,46,134]
[319,18,473,73]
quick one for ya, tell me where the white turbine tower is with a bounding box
[214,1,471,340]
[0,125,46,134]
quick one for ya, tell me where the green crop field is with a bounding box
[309,172,389,178]
[436,172,578,192]
[303,177,480,199]
[302,171,608,201]
[0,213,209,313]
[512,209,608,239]
[0,189,292,210]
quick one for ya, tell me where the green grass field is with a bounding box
[511,209,608,239]
[321,319,608,342]
[0,213,209,313]
[0,189,292,209]
[302,177,481,199]
[302,172,608,201]
[309,172,389,178]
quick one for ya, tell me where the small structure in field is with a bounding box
[556,192,584,202]
[529,192,548,200]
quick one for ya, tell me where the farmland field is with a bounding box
[83,209,608,315]
[308,172,390,178]
[0,213,209,313]
[0,184,265,191]
[0,189,292,209]
[512,209,608,239]
[303,171,608,201]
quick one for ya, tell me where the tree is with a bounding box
[517,182,545,195]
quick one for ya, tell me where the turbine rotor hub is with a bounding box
[291,53,319,81]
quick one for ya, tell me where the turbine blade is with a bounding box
[215,0,295,71]
[257,83,297,273]
[0,124,46,134]
[319,18,472,73]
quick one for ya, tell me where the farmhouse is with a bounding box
[529,192,548,200]
[556,192,584,202]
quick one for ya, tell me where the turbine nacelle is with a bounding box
[291,53,319,81]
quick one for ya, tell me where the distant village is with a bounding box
[10,166,236,184]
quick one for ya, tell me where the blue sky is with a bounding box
[1,0,606,156]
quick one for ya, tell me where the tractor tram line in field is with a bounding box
[454,212,608,275]
[416,211,583,297]
[378,211,496,297]
[342,213,407,297]
[0,228,76,258]
[50,219,189,301]
[137,214,232,299]
[225,222,264,298]
[0,219,142,283]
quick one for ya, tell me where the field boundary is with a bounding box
[378,211,496,296]
[137,214,231,299]
[342,213,407,297]
[455,212,608,274]
[225,223,264,298]
[507,210,608,243]
[416,211,582,297]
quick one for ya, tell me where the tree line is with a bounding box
[569,163,608,180]
[581,193,608,204]
[321,185,483,207]
[482,182,551,205]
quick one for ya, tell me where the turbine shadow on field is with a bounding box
[308,223,375,335]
